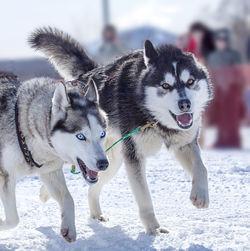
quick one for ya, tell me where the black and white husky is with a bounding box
[30,27,212,235]
[0,72,108,242]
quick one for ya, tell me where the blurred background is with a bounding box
[1,0,250,149]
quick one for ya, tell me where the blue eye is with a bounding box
[76,133,86,141]
[100,131,106,138]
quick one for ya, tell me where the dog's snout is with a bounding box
[178,99,191,112]
[96,159,109,171]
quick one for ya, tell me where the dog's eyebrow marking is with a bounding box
[164,73,175,86]
[172,62,177,75]
[180,69,190,83]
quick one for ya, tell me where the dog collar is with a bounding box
[15,101,43,168]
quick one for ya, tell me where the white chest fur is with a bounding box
[132,129,163,157]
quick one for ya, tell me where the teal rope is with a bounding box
[71,166,80,174]
[105,127,141,152]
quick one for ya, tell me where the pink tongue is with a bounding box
[176,113,192,125]
[86,168,98,179]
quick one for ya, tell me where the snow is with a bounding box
[1,131,250,250]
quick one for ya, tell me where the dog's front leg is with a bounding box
[124,153,168,235]
[40,168,76,242]
[0,175,19,230]
[174,139,209,208]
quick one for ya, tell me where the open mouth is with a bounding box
[77,158,98,184]
[169,111,193,129]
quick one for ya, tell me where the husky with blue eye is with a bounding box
[0,72,108,242]
[30,27,212,235]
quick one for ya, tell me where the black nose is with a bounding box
[96,159,109,171]
[178,99,191,112]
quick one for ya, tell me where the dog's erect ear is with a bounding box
[85,79,99,103]
[52,82,70,112]
[144,40,158,66]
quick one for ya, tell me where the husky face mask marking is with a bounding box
[50,82,108,184]
[143,41,212,131]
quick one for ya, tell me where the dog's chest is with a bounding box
[132,130,163,157]
[162,127,198,150]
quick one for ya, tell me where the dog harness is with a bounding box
[15,101,43,168]
[63,78,90,95]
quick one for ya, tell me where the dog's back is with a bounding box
[0,72,19,138]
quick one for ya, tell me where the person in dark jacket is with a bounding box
[247,37,250,62]
[208,29,244,148]
[178,22,215,64]
[208,29,241,66]
[97,25,125,65]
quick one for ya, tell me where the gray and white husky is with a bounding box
[0,72,108,242]
[30,27,213,235]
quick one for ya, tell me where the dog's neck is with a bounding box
[17,80,58,161]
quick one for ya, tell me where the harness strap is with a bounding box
[15,101,43,168]
[63,78,90,95]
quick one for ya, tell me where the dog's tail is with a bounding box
[29,27,98,80]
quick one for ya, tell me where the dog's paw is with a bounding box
[61,226,76,243]
[190,185,209,208]
[146,227,169,235]
[0,219,19,231]
[91,214,109,222]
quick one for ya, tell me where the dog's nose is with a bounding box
[96,159,109,171]
[178,99,191,112]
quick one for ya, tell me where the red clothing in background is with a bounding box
[208,66,245,147]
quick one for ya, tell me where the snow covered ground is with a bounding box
[0,130,250,250]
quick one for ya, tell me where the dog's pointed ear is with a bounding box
[144,40,158,66]
[52,82,70,112]
[85,79,99,103]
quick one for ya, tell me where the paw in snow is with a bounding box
[61,218,76,243]
[190,184,209,208]
[0,217,19,230]
[91,214,109,222]
[146,227,169,235]
[61,226,76,242]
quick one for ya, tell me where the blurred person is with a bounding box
[244,37,250,124]
[208,28,245,148]
[178,22,215,64]
[97,24,125,65]
[208,29,241,66]
[244,85,250,125]
[247,36,250,62]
